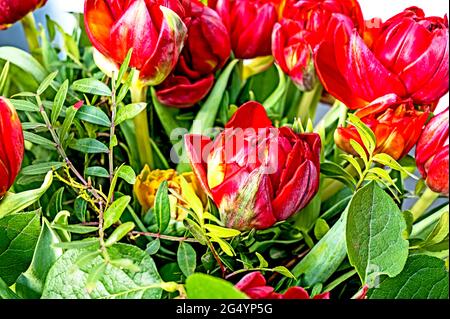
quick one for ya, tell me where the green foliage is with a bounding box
[186,274,247,299]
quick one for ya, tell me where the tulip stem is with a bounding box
[131,84,154,169]
[21,13,41,61]
[410,188,440,221]
[296,83,323,126]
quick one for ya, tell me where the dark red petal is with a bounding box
[282,287,310,299]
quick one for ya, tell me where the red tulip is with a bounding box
[84,0,187,86]
[185,101,321,230]
[315,7,449,110]
[415,108,449,196]
[0,97,24,198]
[0,0,47,30]
[214,0,279,59]
[335,94,429,160]
[156,0,230,107]
[235,272,330,299]
[272,0,363,90]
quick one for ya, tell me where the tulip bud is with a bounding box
[134,165,207,220]
[0,0,47,30]
[214,0,279,59]
[0,97,24,198]
[335,94,429,160]
[84,0,187,86]
[185,101,321,230]
[415,108,449,196]
[156,0,230,107]
[315,7,449,110]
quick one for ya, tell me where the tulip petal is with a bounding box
[226,101,273,130]
[272,160,318,220]
[156,74,214,108]
[282,287,310,299]
[235,272,267,290]
[426,147,449,196]
[184,134,213,197]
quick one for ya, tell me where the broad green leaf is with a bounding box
[104,196,131,229]
[177,242,197,277]
[115,103,147,125]
[10,99,39,112]
[37,71,58,95]
[145,239,161,255]
[314,218,330,240]
[0,46,47,82]
[292,208,348,286]
[105,222,135,246]
[23,131,56,150]
[346,182,409,286]
[0,212,40,285]
[42,244,163,299]
[368,255,449,299]
[86,166,109,178]
[52,79,68,125]
[204,224,241,238]
[154,181,171,233]
[294,193,321,232]
[76,105,111,127]
[186,273,247,299]
[15,218,63,299]
[420,212,449,247]
[72,78,112,96]
[69,138,109,154]
[21,162,64,175]
[0,171,53,218]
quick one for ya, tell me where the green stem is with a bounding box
[296,83,323,126]
[323,269,357,292]
[20,13,41,61]
[410,188,440,221]
[131,84,154,169]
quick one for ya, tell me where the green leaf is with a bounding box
[349,139,368,164]
[204,224,241,238]
[347,113,376,154]
[346,182,409,286]
[37,71,58,95]
[256,252,268,268]
[23,131,56,150]
[76,105,111,127]
[373,153,417,180]
[186,273,247,299]
[21,162,64,175]
[52,224,99,235]
[0,171,53,218]
[69,138,109,154]
[15,218,63,299]
[0,46,47,82]
[116,48,133,87]
[0,212,40,286]
[263,64,287,116]
[420,212,449,247]
[104,196,131,229]
[314,218,330,240]
[320,161,356,188]
[10,99,39,112]
[42,244,163,299]
[190,60,239,135]
[368,255,449,299]
[105,222,135,246]
[272,266,296,279]
[117,165,136,185]
[179,176,204,220]
[210,235,235,256]
[86,262,107,293]
[183,219,207,245]
[0,277,19,299]
[53,238,100,250]
[292,208,348,286]
[52,79,68,125]
[86,166,109,178]
[0,61,9,94]
[51,210,71,242]
[177,242,197,277]
[115,103,147,125]
[145,239,161,255]
[59,104,80,145]
[154,181,171,233]
[151,88,181,144]
[72,78,112,96]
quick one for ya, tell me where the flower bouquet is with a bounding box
[0,0,448,301]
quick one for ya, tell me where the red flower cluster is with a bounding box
[235,272,330,299]
[0,97,24,198]
[185,101,320,230]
